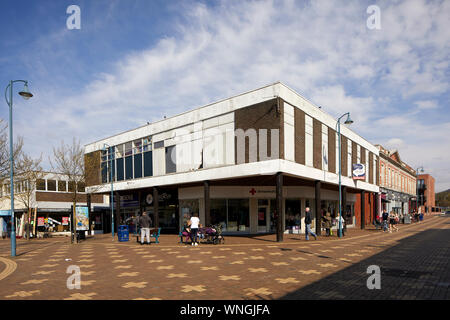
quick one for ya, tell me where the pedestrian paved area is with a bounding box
[0,215,448,300]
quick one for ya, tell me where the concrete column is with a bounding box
[115,191,120,232]
[204,180,210,226]
[315,180,321,236]
[276,172,283,242]
[361,190,365,229]
[153,187,159,228]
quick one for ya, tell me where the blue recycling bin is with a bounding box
[118,225,129,242]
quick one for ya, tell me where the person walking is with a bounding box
[323,211,332,236]
[382,209,389,232]
[304,207,317,241]
[138,212,152,245]
[389,211,398,233]
[189,212,200,246]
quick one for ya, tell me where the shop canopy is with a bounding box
[0,210,11,216]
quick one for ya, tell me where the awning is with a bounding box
[0,210,11,217]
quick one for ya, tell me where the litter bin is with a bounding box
[404,215,411,224]
[118,225,129,242]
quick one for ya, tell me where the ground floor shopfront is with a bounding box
[380,188,414,216]
[106,175,378,237]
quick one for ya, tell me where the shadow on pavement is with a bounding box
[279,225,450,300]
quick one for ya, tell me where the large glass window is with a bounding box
[117,158,124,181]
[36,179,46,191]
[143,151,153,177]
[210,199,249,232]
[180,199,199,229]
[125,142,132,157]
[134,153,142,179]
[125,156,133,180]
[165,146,176,173]
[285,199,301,233]
[47,180,56,191]
[58,180,67,192]
[211,199,227,230]
[228,199,249,232]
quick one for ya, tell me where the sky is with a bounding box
[0,0,449,192]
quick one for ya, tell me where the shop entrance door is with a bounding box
[257,206,269,232]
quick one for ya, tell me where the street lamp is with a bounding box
[337,112,353,238]
[416,166,424,214]
[4,80,33,257]
[102,143,115,240]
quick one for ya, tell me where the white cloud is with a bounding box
[5,0,449,191]
[415,100,438,110]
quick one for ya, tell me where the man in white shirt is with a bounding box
[189,213,200,246]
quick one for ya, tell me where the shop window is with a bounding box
[134,153,142,179]
[180,199,199,229]
[101,162,107,183]
[47,180,56,191]
[285,199,301,233]
[36,179,46,191]
[211,199,227,230]
[143,136,152,152]
[58,180,67,192]
[143,151,153,177]
[77,182,85,193]
[68,181,76,192]
[125,142,133,157]
[133,139,142,154]
[125,156,133,180]
[227,199,249,232]
[116,158,124,181]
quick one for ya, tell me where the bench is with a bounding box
[135,227,161,244]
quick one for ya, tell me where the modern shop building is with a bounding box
[376,145,417,215]
[417,174,437,214]
[0,172,108,236]
[84,82,380,239]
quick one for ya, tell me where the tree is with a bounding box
[50,138,100,243]
[14,154,45,239]
[0,119,24,185]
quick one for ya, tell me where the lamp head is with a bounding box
[344,113,353,125]
[18,83,33,100]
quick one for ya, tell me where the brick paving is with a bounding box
[0,215,448,300]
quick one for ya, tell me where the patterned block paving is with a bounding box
[1,215,447,300]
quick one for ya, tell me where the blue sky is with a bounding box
[1,0,449,191]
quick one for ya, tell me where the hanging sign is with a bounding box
[352,164,366,180]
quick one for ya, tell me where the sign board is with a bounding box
[352,164,366,180]
[38,217,45,226]
[62,217,69,225]
[75,207,89,231]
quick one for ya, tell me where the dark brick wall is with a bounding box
[352,141,357,166]
[85,151,101,187]
[36,192,103,203]
[369,152,374,184]
[376,155,380,186]
[328,127,336,173]
[341,135,348,177]
[294,107,305,165]
[313,119,322,170]
[235,98,283,164]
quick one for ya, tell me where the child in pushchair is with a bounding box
[198,224,225,244]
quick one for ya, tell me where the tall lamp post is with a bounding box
[416,166,424,213]
[336,112,353,238]
[4,80,33,257]
[102,143,115,240]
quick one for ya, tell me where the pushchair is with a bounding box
[204,224,225,245]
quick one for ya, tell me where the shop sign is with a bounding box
[352,164,366,180]
[75,206,89,231]
[38,217,45,226]
[62,217,69,225]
